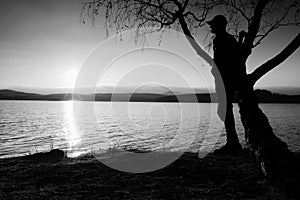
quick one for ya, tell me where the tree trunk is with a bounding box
[178,12,299,197]
[237,77,299,198]
[238,34,300,198]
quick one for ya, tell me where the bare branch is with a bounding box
[249,33,300,85]
[178,16,215,67]
[80,0,300,75]
[242,0,270,56]
[219,0,251,25]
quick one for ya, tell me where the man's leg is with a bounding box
[214,87,242,154]
[224,102,240,145]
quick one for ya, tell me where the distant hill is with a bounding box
[0,89,299,103]
[256,86,300,95]
[0,90,72,101]
[2,85,299,95]
[158,89,300,103]
[156,93,216,102]
[254,89,300,103]
[0,85,209,95]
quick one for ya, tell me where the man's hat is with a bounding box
[207,15,227,27]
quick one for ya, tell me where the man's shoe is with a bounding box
[213,142,242,155]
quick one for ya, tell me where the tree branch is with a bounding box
[219,0,251,25]
[253,5,291,47]
[242,0,270,60]
[178,16,215,67]
[249,33,300,85]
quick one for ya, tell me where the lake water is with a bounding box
[0,100,299,158]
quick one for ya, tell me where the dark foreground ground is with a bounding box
[0,149,291,200]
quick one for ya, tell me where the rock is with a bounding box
[27,149,65,162]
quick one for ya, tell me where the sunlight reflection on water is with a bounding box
[64,101,80,150]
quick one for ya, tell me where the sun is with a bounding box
[65,69,78,88]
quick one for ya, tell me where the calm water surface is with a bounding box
[0,100,299,158]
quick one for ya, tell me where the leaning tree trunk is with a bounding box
[238,76,299,198]
[237,34,300,198]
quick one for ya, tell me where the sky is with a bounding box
[0,0,299,93]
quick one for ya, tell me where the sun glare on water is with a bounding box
[64,101,81,151]
[64,69,81,155]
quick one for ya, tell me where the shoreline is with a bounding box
[1,89,300,103]
[0,149,291,200]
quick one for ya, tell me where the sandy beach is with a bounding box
[0,149,291,200]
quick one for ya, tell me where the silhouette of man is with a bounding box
[207,15,243,154]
